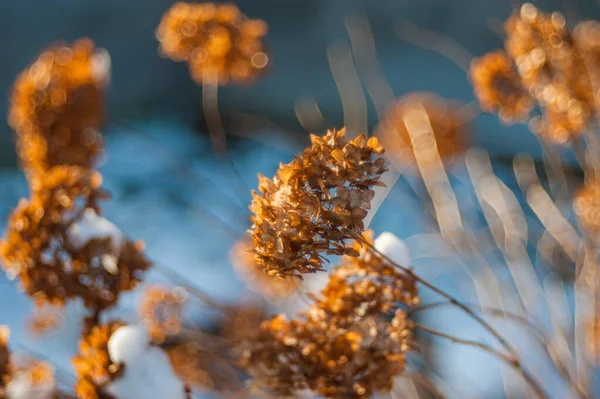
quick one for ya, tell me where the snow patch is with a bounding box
[106,325,187,399]
[67,208,124,274]
[374,232,411,267]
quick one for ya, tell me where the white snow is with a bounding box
[374,232,411,267]
[106,325,187,399]
[67,208,125,274]
[6,368,54,399]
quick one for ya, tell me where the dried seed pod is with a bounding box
[9,39,108,175]
[376,92,470,171]
[250,127,387,278]
[470,50,533,122]
[157,2,269,85]
[230,235,299,299]
[0,166,151,310]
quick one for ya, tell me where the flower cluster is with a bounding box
[574,180,600,236]
[238,236,417,398]
[375,92,470,170]
[250,128,387,278]
[9,39,108,175]
[0,327,11,398]
[472,3,600,144]
[230,235,299,299]
[470,50,533,122]
[139,286,187,344]
[156,2,269,85]
[0,166,151,310]
[73,321,125,399]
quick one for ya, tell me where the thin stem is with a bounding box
[361,237,517,359]
[414,324,546,399]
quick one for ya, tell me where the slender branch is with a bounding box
[414,324,546,399]
[360,237,517,359]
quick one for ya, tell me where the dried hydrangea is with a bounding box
[73,321,125,399]
[156,2,269,85]
[504,3,593,143]
[9,38,108,175]
[250,128,387,278]
[238,237,417,398]
[470,50,533,123]
[0,166,151,310]
[574,180,600,236]
[139,286,187,344]
[375,92,470,170]
[230,235,299,299]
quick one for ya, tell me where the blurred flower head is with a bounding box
[470,50,533,123]
[574,180,600,236]
[250,127,387,278]
[9,38,108,175]
[0,166,151,309]
[376,92,470,171]
[157,2,269,85]
[140,285,187,344]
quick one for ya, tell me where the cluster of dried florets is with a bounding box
[139,286,187,344]
[249,128,387,278]
[471,3,600,144]
[230,236,299,299]
[0,166,151,310]
[73,321,125,399]
[238,236,417,398]
[375,92,470,170]
[156,2,269,85]
[9,39,108,175]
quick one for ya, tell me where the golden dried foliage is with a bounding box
[574,180,600,236]
[238,237,417,398]
[250,127,387,278]
[470,50,533,122]
[139,286,187,344]
[376,92,470,170]
[230,236,299,299]
[9,39,107,175]
[156,2,269,85]
[0,166,151,309]
[73,321,125,399]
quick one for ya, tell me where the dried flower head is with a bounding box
[27,304,64,337]
[250,127,387,278]
[238,237,417,398]
[140,286,187,344]
[0,327,11,398]
[0,166,151,309]
[574,180,600,236]
[504,3,593,143]
[73,321,125,399]
[230,235,299,299]
[470,50,533,122]
[9,39,108,175]
[376,92,470,170]
[156,2,269,85]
